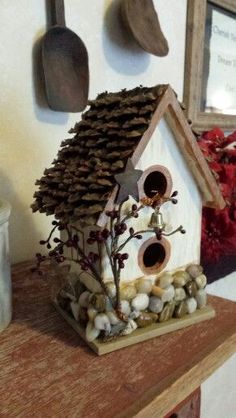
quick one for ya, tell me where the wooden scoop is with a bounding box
[121,0,169,57]
[42,0,89,112]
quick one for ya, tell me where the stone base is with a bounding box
[53,301,215,355]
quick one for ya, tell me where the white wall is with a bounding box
[0,0,187,263]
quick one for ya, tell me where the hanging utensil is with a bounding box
[42,0,89,112]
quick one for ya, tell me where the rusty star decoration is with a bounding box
[114,159,143,204]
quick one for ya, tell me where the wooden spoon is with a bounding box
[121,0,169,57]
[42,0,89,112]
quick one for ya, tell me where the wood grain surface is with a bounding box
[0,261,235,418]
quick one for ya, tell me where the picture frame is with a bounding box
[184,0,236,132]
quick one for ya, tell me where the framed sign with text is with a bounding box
[184,0,236,131]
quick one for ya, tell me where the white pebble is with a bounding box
[195,289,207,308]
[120,300,131,316]
[85,322,100,342]
[174,288,186,302]
[78,291,91,308]
[94,313,111,333]
[121,319,138,335]
[136,278,153,294]
[149,296,164,313]
[186,297,197,314]
[70,301,80,321]
[195,274,207,289]
[162,285,175,303]
[131,294,149,311]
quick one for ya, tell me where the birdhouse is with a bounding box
[32,85,224,354]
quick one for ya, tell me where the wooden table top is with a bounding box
[0,261,236,418]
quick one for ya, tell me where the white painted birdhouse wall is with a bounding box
[101,117,202,283]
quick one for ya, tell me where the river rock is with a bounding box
[136,312,158,328]
[185,281,198,297]
[159,301,175,322]
[120,300,131,316]
[129,310,140,320]
[121,319,138,335]
[186,297,197,314]
[87,307,98,321]
[131,294,149,311]
[186,264,203,279]
[152,285,175,302]
[195,289,207,308]
[86,321,100,342]
[120,285,137,300]
[173,271,190,287]
[106,282,116,298]
[90,294,106,312]
[195,274,207,289]
[107,311,120,325]
[94,313,111,333]
[136,278,153,294]
[78,291,91,308]
[174,288,186,302]
[156,273,173,289]
[70,301,80,321]
[174,301,188,318]
[149,296,164,313]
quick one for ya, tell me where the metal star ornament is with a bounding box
[114,159,143,204]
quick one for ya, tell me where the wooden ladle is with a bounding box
[121,0,169,57]
[42,0,89,112]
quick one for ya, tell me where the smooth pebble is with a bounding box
[107,311,120,325]
[159,301,175,322]
[78,291,91,308]
[87,307,98,321]
[106,282,116,298]
[186,297,197,314]
[195,274,207,289]
[186,264,203,279]
[149,296,164,313]
[120,300,131,316]
[136,312,157,328]
[131,293,149,311]
[94,313,111,333]
[173,271,190,287]
[174,301,188,318]
[85,322,100,342]
[120,285,137,300]
[156,273,173,289]
[174,288,186,302]
[185,281,198,297]
[70,301,80,321]
[195,289,207,308]
[136,278,153,294]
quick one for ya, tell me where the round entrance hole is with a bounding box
[138,237,171,275]
[143,171,168,197]
[143,242,166,268]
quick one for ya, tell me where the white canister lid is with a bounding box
[0,199,11,225]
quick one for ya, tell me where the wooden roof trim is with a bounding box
[97,85,224,227]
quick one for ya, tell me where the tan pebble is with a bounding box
[120,285,137,300]
[185,281,198,297]
[174,301,188,318]
[151,285,165,298]
[195,289,207,308]
[106,282,116,298]
[186,264,203,279]
[173,271,190,287]
[156,273,173,289]
[174,288,186,302]
[195,274,207,289]
[136,312,155,328]
[136,278,153,294]
[90,294,106,312]
[159,301,175,322]
[86,322,100,342]
[87,307,98,321]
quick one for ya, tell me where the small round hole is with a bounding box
[143,242,166,268]
[143,171,168,197]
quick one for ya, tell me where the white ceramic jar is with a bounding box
[0,199,11,331]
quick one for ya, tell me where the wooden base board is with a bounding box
[53,302,216,355]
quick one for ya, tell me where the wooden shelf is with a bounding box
[0,261,236,418]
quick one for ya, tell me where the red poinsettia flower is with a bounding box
[201,207,236,263]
